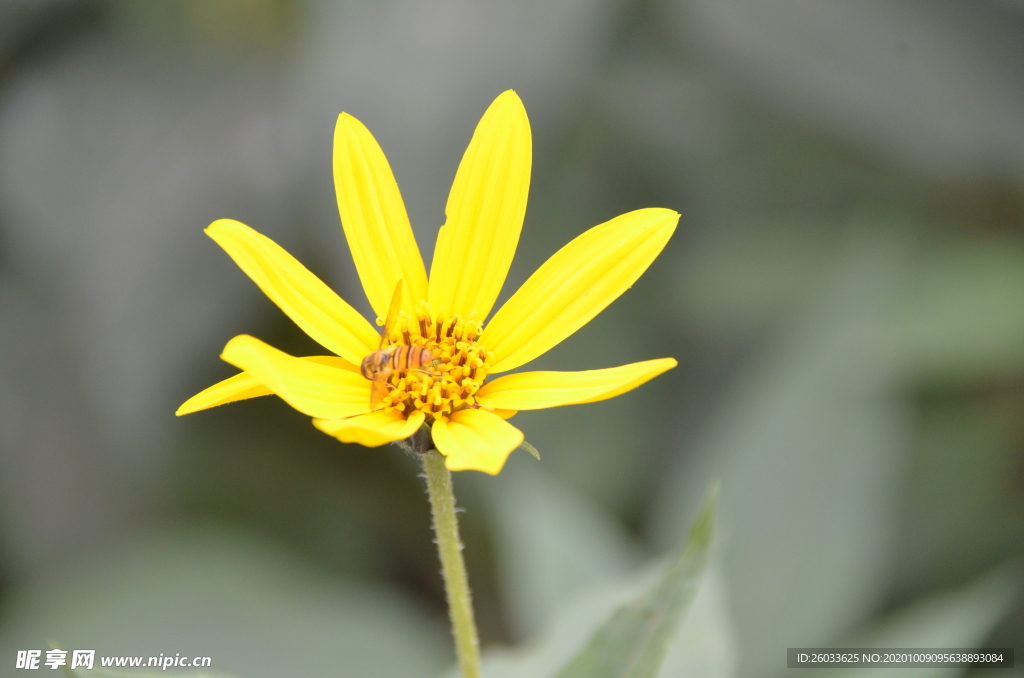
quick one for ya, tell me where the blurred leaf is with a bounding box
[471,458,645,640]
[471,565,661,678]
[552,487,715,678]
[466,459,733,678]
[891,239,1024,381]
[655,565,736,678]
[0,525,448,678]
[806,566,1019,678]
[652,228,912,678]
[895,393,1024,600]
[669,220,840,337]
[475,561,734,678]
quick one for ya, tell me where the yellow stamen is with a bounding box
[381,301,490,424]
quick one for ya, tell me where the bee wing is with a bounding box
[422,351,443,377]
[379,279,404,349]
[369,378,389,410]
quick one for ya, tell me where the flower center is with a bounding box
[378,300,489,422]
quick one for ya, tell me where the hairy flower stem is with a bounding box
[422,449,482,678]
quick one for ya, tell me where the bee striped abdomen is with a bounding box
[362,345,435,382]
[391,346,405,371]
[389,345,430,372]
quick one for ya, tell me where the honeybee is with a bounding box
[361,280,439,409]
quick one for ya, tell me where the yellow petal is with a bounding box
[206,219,379,364]
[313,410,425,447]
[428,90,531,319]
[175,356,358,416]
[220,335,371,419]
[431,409,524,475]
[176,372,271,416]
[476,358,677,410]
[334,113,429,318]
[482,208,679,373]
[304,355,360,370]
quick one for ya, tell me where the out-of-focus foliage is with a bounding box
[553,488,714,678]
[462,466,733,678]
[805,569,1018,678]
[1,1,1023,677]
[0,525,449,677]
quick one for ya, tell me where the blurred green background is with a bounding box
[0,1,1022,677]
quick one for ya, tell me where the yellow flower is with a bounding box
[177,91,678,475]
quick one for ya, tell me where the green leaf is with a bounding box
[466,463,733,678]
[474,562,734,678]
[656,566,736,678]
[553,486,717,678]
[471,460,645,640]
[652,229,912,674]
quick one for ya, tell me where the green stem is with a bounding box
[422,449,482,678]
